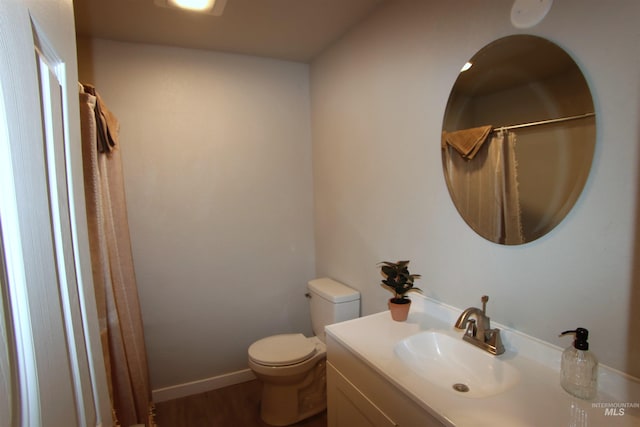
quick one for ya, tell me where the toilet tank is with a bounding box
[307,278,360,342]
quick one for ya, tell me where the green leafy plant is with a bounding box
[379,260,422,304]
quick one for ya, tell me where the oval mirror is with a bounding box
[441,35,596,245]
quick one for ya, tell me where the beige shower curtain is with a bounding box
[79,84,156,427]
[444,130,524,245]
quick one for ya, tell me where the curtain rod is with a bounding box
[492,112,595,132]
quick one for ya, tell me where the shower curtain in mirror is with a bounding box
[79,84,156,427]
[444,129,524,245]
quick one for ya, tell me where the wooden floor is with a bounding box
[154,380,327,427]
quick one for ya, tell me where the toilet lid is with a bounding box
[248,334,316,366]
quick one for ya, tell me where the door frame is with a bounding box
[0,0,111,425]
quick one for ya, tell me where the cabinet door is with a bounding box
[328,362,398,427]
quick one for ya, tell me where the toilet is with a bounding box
[248,278,360,426]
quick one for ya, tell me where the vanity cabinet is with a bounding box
[327,363,397,426]
[326,334,445,427]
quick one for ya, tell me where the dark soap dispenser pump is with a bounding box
[559,328,598,400]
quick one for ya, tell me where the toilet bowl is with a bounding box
[248,334,327,426]
[247,278,360,426]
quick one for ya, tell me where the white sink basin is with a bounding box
[394,331,520,398]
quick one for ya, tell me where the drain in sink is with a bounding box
[452,383,469,393]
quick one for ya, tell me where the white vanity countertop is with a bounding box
[325,296,640,427]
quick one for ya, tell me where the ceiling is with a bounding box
[454,35,579,96]
[73,0,384,63]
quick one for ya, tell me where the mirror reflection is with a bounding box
[442,35,596,245]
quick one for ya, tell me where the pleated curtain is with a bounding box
[79,84,156,427]
[444,130,524,245]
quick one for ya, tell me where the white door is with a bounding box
[0,0,111,426]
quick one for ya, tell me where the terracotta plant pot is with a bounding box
[388,298,411,321]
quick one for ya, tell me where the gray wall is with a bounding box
[311,0,640,377]
[77,39,316,389]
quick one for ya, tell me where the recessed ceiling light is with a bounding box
[154,0,228,15]
[170,0,214,12]
[460,62,473,72]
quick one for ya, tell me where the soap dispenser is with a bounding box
[559,327,598,400]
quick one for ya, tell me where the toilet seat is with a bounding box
[248,333,317,366]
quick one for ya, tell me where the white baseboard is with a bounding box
[152,368,256,402]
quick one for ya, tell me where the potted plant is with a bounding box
[379,260,422,321]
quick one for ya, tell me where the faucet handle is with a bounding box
[481,295,489,314]
[486,328,505,355]
[464,319,477,338]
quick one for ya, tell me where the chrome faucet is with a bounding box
[454,295,505,355]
